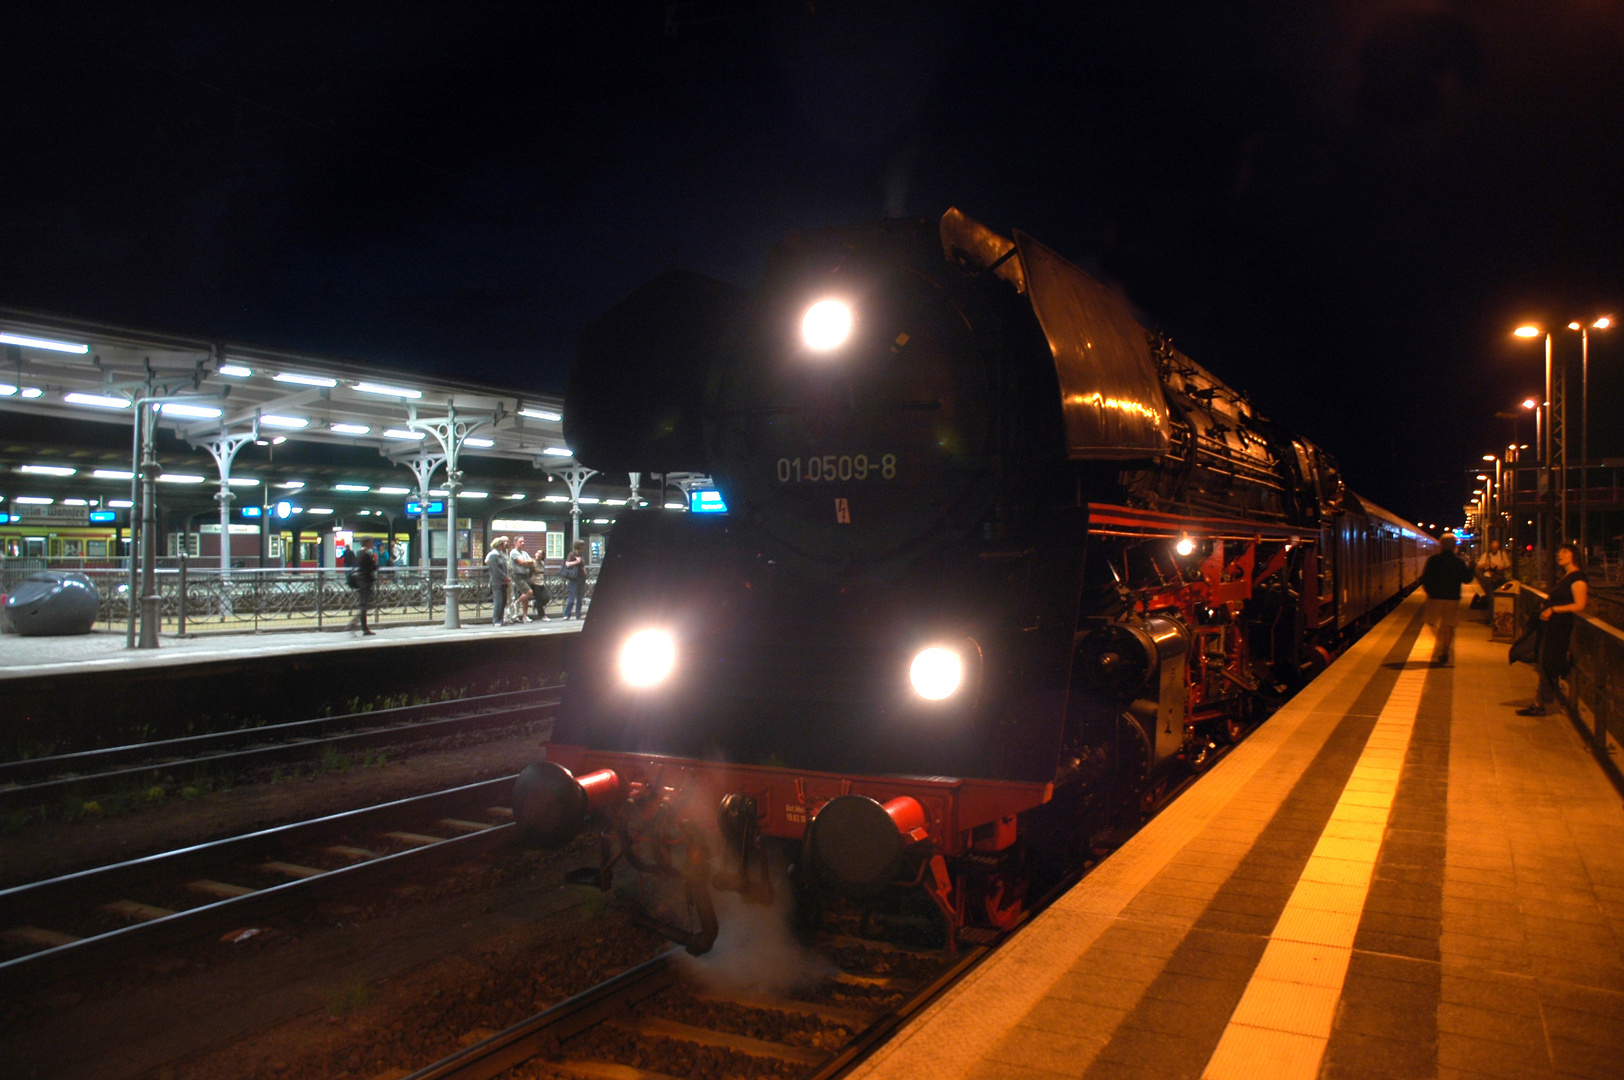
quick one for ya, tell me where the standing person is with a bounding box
[1517,542,1589,716]
[347,537,378,636]
[563,539,587,619]
[1420,533,1474,666]
[485,536,512,626]
[1473,539,1510,607]
[509,536,536,623]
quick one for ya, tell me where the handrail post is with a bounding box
[317,568,324,630]
[177,553,187,636]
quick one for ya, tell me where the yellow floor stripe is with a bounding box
[1201,629,1434,1080]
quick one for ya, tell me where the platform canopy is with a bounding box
[0,307,571,465]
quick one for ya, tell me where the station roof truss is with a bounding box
[0,307,573,468]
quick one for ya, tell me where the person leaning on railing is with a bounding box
[1517,541,1589,717]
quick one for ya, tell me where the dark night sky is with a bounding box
[4,2,1622,529]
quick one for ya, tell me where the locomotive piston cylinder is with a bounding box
[804,794,930,898]
[1079,616,1190,768]
[513,761,621,847]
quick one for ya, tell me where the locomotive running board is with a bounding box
[1087,502,1309,542]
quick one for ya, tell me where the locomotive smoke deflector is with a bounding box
[938,207,1172,460]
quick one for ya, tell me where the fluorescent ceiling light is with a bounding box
[63,498,88,506]
[578,497,600,505]
[334,483,370,492]
[64,392,130,410]
[228,478,259,487]
[505,493,526,500]
[93,469,134,480]
[217,364,253,377]
[542,447,572,456]
[377,486,411,495]
[20,387,43,398]
[158,474,206,484]
[277,481,306,490]
[464,437,494,448]
[330,423,371,435]
[592,518,610,524]
[665,502,685,509]
[429,489,449,497]
[273,372,337,387]
[307,507,334,515]
[353,382,421,399]
[20,465,76,476]
[159,402,223,419]
[461,491,488,499]
[259,414,308,429]
[383,428,425,441]
[109,499,133,508]
[0,331,89,354]
[15,496,53,505]
[543,495,569,502]
[519,408,562,422]
[0,384,16,396]
[604,498,626,505]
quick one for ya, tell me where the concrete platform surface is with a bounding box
[854,592,1624,1080]
[0,617,579,682]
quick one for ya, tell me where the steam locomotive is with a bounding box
[514,210,1434,952]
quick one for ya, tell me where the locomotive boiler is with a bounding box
[515,210,1433,952]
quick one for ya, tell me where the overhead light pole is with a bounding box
[1512,326,1558,583]
[1573,316,1613,562]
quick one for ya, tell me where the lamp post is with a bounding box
[1513,326,1558,583]
[1573,316,1613,562]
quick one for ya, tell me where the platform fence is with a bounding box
[1,561,596,635]
[1512,584,1624,792]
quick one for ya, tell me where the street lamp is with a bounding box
[1512,325,1557,582]
[1573,316,1613,560]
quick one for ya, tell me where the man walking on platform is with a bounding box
[1421,533,1474,666]
[347,537,378,636]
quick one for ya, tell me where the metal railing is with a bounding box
[1,562,597,635]
[1512,584,1623,793]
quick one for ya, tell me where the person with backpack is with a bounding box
[346,538,378,636]
[562,539,588,619]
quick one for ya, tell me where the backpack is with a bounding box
[345,566,359,589]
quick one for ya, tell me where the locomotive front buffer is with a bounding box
[513,747,1053,955]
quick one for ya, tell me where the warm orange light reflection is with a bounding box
[1596,316,1614,329]
[1522,398,1538,409]
[1513,326,1541,338]
[1568,322,1582,330]
[1069,391,1164,425]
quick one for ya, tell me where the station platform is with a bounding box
[0,616,578,682]
[854,592,1624,1080]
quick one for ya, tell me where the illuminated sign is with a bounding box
[689,489,728,514]
[241,505,263,518]
[88,511,117,523]
[274,501,293,519]
[406,500,446,517]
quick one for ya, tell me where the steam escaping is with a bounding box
[674,890,836,998]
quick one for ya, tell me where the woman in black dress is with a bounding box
[1517,542,1589,716]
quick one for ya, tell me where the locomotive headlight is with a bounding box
[619,629,676,688]
[1175,536,1196,556]
[909,646,964,700]
[801,299,853,351]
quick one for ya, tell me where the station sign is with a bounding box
[689,489,728,514]
[88,510,117,523]
[406,500,446,517]
[241,505,263,518]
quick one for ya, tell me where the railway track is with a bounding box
[0,774,526,989]
[401,932,992,1080]
[0,686,559,816]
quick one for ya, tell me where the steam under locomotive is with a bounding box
[514,209,1434,952]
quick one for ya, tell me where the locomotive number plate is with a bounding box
[776,453,897,483]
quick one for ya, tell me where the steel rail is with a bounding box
[0,702,555,815]
[0,774,522,989]
[0,685,559,784]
